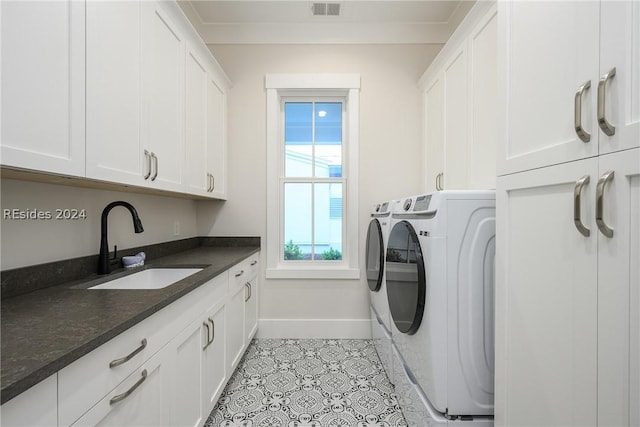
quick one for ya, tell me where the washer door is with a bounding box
[365,219,384,292]
[386,220,426,334]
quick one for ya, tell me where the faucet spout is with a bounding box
[98,201,144,275]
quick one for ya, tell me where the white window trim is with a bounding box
[265,74,360,280]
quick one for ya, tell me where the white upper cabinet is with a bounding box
[420,2,497,192]
[3,0,229,200]
[598,1,640,155]
[1,0,85,177]
[207,77,227,199]
[184,46,228,200]
[141,2,185,193]
[498,0,638,175]
[85,1,146,186]
[443,47,469,190]
[423,76,444,193]
[185,47,210,196]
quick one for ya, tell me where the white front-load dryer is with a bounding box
[386,191,495,425]
[366,200,394,381]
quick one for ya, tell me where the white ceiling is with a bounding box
[179,0,475,44]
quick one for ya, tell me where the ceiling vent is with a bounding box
[312,2,341,17]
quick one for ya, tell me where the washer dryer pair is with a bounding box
[365,200,394,381]
[385,191,495,426]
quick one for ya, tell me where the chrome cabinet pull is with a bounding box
[598,67,616,136]
[596,170,615,237]
[109,369,147,405]
[109,339,147,368]
[250,260,258,266]
[435,173,443,191]
[150,152,158,181]
[573,175,591,237]
[245,283,250,302]
[235,270,244,277]
[203,321,211,350]
[574,80,591,142]
[211,175,215,191]
[143,150,152,180]
[208,318,215,343]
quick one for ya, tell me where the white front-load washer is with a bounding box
[386,191,495,425]
[366,200,394,382]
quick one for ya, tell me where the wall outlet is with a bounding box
[173,221,180,236]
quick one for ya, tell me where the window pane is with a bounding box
[314,183,343,261]
[285,103,312,177]
[284,183,312,260]
[314,103,342,178]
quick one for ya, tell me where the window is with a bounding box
[266,74,360,279]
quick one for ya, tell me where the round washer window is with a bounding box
[365,219,384,292]
[385,220,426,334]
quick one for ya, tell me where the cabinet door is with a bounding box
[443,47,468,189]
[244,278,258,343]
[498,1,600,175]
[207,77,227,199]
[141,2,185,192]
[185,46,209,196]
[597,148,640,426]
[599,1,640,154]
[0,0,85,177]
[203,304,226,413]
[85,1,146,186]
[168,318,204,427]
[423,76,444,193]
[70,350,169,427]
[226,284,245,374]
[0,374,57,427]
[495,158,598,426]
[468,7,497,190]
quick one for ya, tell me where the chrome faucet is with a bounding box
[98,201,144,275]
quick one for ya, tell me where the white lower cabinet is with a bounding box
[0,374,57,427]
[496,150,639,426]
[9,252,262,427]
[226,282,246,374]
[70,349,169,427]
[168,318,205,427]
[202,303,227,411]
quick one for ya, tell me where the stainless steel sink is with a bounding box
[88,268,203,290]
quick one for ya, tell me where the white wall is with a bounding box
[1,179,198,270]
[196,44,440,337]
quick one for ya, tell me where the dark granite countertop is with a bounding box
[1,243,259,404]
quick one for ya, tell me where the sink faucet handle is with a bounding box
[112,245,118,260]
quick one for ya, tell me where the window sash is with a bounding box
[280,97,346,264]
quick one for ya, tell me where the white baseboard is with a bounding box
[256,319,372,339]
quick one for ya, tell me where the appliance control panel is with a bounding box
[413,195,432,211]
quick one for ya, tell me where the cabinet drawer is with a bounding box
[230,254,258,290]
[58,308,168,426]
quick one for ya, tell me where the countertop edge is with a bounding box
[1,246,260,404]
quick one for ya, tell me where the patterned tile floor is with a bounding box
[205,338,408,427]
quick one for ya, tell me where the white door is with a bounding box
[185,46,209,196]
[207,77,227,199]
[70,350,169,427]
[85,1,146,186]
[226,284,245,375]
[468,7,497,190]
[169,318,203,427]
[598,1,640,155]
[203,304,226,412]
[495,158,598,426]
[498,1,600,174]
[444,47,468,189]
[244,278,258,343]
[141,2,185,192]
[597,148,640,426]
[423,76,444,193]
[0,0,85,177]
